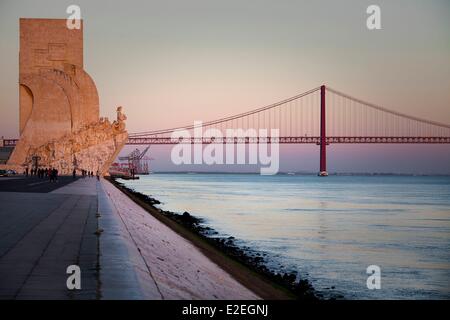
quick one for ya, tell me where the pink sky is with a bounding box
[0,0,449,173]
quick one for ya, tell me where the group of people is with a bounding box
[81,169,94,178]
[25,167,59,182]
[74,169,100,180]
[23,167,101,181]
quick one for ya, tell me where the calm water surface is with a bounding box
[119,174,450,299]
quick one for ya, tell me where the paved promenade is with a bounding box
[0,176,258,300]
[0,177,98,299]
[0,176,80,193]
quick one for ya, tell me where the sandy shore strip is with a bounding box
[100,178,260,299]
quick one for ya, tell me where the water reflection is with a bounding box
[120,174,450,299]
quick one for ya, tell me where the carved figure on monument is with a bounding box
[113,106,127,133]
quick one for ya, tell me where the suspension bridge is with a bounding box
[3,85,449,175]
[127,85,450,175]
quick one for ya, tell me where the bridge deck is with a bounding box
[126,136,450,145]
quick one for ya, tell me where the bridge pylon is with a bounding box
[319,85,328,176]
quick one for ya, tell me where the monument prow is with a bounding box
[7,18,127,175]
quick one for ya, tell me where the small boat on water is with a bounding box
[108,168,140,180]
[121,175,140,180]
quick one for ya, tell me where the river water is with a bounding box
[118,174,450,299]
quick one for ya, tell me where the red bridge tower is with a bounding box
[319,85,328,176]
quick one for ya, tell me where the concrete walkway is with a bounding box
[0,178,98,299]
[0,176,258,300]
[0,176,82,193]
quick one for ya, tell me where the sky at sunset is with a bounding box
[1,0,449,173]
